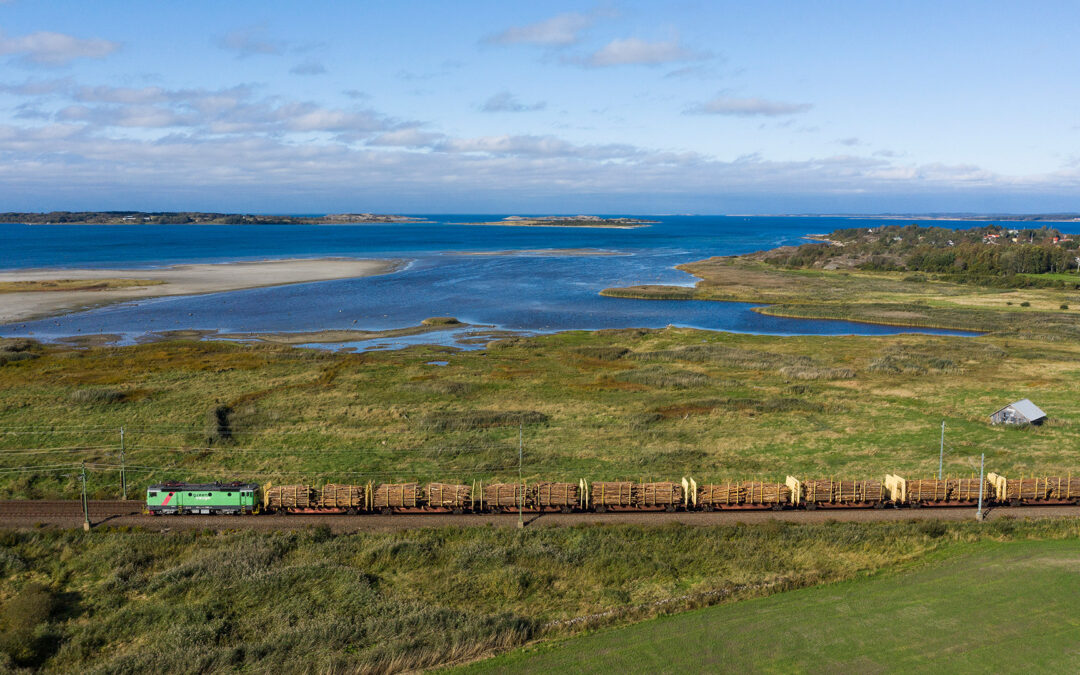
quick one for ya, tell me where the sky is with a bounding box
[0,0,1079,214]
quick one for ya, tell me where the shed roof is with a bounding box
[994,398,1047,421]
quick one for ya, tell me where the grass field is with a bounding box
[460,536,1080,673]
[1,518,1078,672]
[3,325,1080,499]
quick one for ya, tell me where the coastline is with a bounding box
[0,257,406,324]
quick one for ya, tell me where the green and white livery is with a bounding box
[146,481,259,515]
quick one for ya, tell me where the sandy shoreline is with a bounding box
[0,258,405,324]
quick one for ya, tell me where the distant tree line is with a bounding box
[761,224,1080,287]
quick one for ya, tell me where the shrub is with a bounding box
[205,405,234,444]
[0,339,34,352]
[1020,301,1031,307]
[0,352,37,365]
[0,582,55,666]
[1061,304,1069,310]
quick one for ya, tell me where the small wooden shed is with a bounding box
[990,399,1047,425]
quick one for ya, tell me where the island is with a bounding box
[456,215,656,228]
[0,211,428,225]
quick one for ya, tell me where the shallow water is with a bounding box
[1,215,1045,348]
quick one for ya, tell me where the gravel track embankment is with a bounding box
[2,500,1079,532]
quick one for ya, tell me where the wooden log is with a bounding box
[320,483,364,509]
[482,483,521,508]
[263,484,316,509]
[634,481,683,507]
[1003,476,1080,501]
[531,481,579,508]
[591,481,634,507]
[427,482,471,508]
[372,483,420,509]
[905,478,991,503]
[802,479,884,504]
[698,481,791,506]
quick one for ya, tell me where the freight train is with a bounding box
[145,472,1079,515]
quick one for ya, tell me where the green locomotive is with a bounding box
[146,481,259,515]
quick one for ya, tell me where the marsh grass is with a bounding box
[615,365,710,389]
[3,520,1077,673]
[69,388,126,405]
[418,410,549,432]
[2,328,1080,497]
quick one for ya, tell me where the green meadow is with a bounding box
[461,536,1080,674]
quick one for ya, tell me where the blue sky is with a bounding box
[0,1,1078,214]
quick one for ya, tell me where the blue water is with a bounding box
[1,215,1044,348]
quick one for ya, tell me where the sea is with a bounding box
[2,215,1071,350]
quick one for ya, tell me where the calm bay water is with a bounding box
[1,215,1052,348]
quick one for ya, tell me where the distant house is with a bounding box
[990,399,1047,425]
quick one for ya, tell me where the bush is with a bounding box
[0,351,37,365]
[205,404,234,444]
[69,387,126,404]
[1061,304,1069,310]
[0,582,55,666]
[1020,301,1031,307]
[0,339,34,352]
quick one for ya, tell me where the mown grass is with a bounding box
[460,534,1080,673]
[2,328,1080,499]
[2,519,1078,673]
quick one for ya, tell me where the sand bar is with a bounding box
[0,258,405,323]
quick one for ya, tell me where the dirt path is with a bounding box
[3,500,1077,532]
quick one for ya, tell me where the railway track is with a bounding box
[3,500,1080,532]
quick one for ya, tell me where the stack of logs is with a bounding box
[371,483,420,509]
[592,481,683,508]
[636,481,683,507]
[320,484,364,509]
[264,484,317,510]
[591,481,634,507]
[532,481,579,509]
[907,478,987,503]
[427,482,471,508]
[699,481,791,506]
[1003,476,1080,502]
[482,483,522,508]
[802,479,884,504]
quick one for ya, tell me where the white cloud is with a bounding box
[686,96,813,116]
[584,38,707,67]
[480,91,546,112]
[484,12,593,46]
[0,31,119,66]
